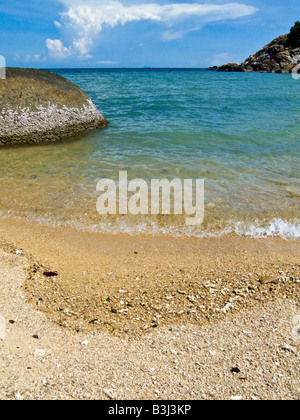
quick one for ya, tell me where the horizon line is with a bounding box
[8,65,213,70]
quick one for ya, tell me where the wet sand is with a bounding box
[0,217,299,336]
[0,224,299,400]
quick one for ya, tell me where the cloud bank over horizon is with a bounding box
[46,1,259,60]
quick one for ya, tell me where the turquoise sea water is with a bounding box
[0,69,299,238]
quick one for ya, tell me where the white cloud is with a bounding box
[162,26,201,41]
[14,53,46,63]
[72,37,93,58]
[162,29,187,41]
[46,39,72,59]
[98,60,118,64]
[59,1,258,29]
[212,52,231,65]
[47,1,259,59]
[33,54,47,62]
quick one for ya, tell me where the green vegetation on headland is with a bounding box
[287,21,300,48]
[213,21,300,73]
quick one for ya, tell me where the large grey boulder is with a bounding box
[0,68,108,146]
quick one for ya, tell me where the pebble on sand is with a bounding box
[34,349,46,360]
[230,396,243,401]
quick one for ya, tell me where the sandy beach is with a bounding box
[0,217,299,399]
[1,3,300,403]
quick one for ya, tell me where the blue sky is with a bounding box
[0,0,299,68]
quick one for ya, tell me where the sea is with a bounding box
[0,69,299,239]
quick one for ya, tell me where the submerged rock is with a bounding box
[0,68,108,146]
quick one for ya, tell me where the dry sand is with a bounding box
[0,217,299,400]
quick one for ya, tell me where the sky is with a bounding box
[0,0,299,68]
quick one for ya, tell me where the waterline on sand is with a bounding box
[0,209,299,240]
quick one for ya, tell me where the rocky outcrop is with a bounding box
[0,68,108,146]
[214,63,246,72]
[215,34,300,73]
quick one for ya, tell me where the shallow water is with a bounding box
[0,69,299,238]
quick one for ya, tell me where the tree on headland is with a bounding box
[287,21,300,48]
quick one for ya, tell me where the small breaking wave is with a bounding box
[234,218,300,240]
[1,209,299,240]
